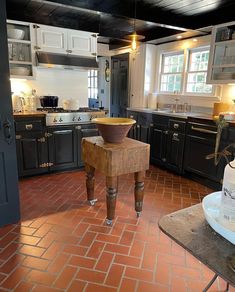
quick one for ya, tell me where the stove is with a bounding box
[37,108,106,126]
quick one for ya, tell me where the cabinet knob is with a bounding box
[173,123,179,129]
[59,118,63,122]
[162,158,166,162]
[53,118,57,123]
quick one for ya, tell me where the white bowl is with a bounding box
[202,191,235,244]
[8,29,25,40]
[10,67,30,76]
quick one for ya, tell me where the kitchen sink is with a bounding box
[202,191,235,244]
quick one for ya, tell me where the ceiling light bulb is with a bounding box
[177,35,182,39]
[131,37,137,51]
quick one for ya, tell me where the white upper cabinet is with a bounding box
[35,25,67,54]
[34,24,97,57]
[207,21,235,84]
[67,29,97,57]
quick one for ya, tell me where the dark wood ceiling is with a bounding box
[6,0,235,48]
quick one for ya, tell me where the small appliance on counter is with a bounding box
[40,95,59,108]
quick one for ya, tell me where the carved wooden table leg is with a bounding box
[85,163,97,206]
[106,176,118,226]
[134,171,145,217]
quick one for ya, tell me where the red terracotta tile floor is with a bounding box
[0,165,234,292]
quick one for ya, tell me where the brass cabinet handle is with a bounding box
[39,163,47,168]
[38,137,46,143]
[191,126,217,135]
[25,124,33,130]
[172,133,179,141]
[15,134,22,140]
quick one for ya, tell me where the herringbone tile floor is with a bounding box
[0,165,233,291]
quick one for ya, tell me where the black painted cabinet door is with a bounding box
[111,53,129,117]
[16,133,48,177]
[184,135,222,182]
[167,132,185,173]
[0,0,20,227]
[48,126,78,171]
[137,125,151,143]
[77,127,99,167]
[150,127,168,165]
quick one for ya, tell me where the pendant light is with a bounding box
[125,0,145,50]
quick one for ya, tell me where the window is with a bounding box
[186,48,212,94]
[160,52,184,93]
[88,70,98,99]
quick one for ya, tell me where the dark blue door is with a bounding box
[110,53,129,117]
[0,0,20,227]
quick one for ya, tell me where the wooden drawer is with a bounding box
[15,119,44,132]
[169,119,186,133]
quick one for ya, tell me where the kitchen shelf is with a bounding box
[212,64,235,68]
[7,20,34,79]
[10,75,35,80]
[214,39,235,46]
[9,61,33,65]
[8,39,31,44]
[207,21,235,84]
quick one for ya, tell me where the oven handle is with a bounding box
[191,126,217,135]
[53,130,72,134]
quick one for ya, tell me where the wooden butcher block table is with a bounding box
[82,136,150,225]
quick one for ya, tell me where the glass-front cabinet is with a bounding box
[207,21,235,84]
[7,20,34,79]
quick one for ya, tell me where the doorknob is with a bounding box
[3,119,13,144]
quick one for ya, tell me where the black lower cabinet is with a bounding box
[15,117,48,177]
[16,132,48,177]
[184,120,227,188]
[167,131,185,173]
[137,124,152,143]
[47,126,78,171]
[77,124,99,167]
[150,126,168,166]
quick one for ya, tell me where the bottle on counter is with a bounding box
[219,159,235,231]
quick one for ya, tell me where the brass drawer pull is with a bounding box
[191,126,217,135]
[25,124,33,130]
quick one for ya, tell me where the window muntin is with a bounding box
[160,53,184,93]
[88,70,98,99]
[186,48,212,94]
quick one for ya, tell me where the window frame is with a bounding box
[159,51,184,94]
[184,46,215,96]
[158,46,216,97]
[88,69,98,99]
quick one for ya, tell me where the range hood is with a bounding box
[36,52,98,70]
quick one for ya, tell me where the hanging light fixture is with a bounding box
[125,0,145,51]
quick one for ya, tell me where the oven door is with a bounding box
[77,124,99,167]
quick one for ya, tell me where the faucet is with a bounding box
[173,97,180,113]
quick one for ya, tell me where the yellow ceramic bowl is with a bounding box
[92,117,136,143]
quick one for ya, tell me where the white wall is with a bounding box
[11,67,88,109]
